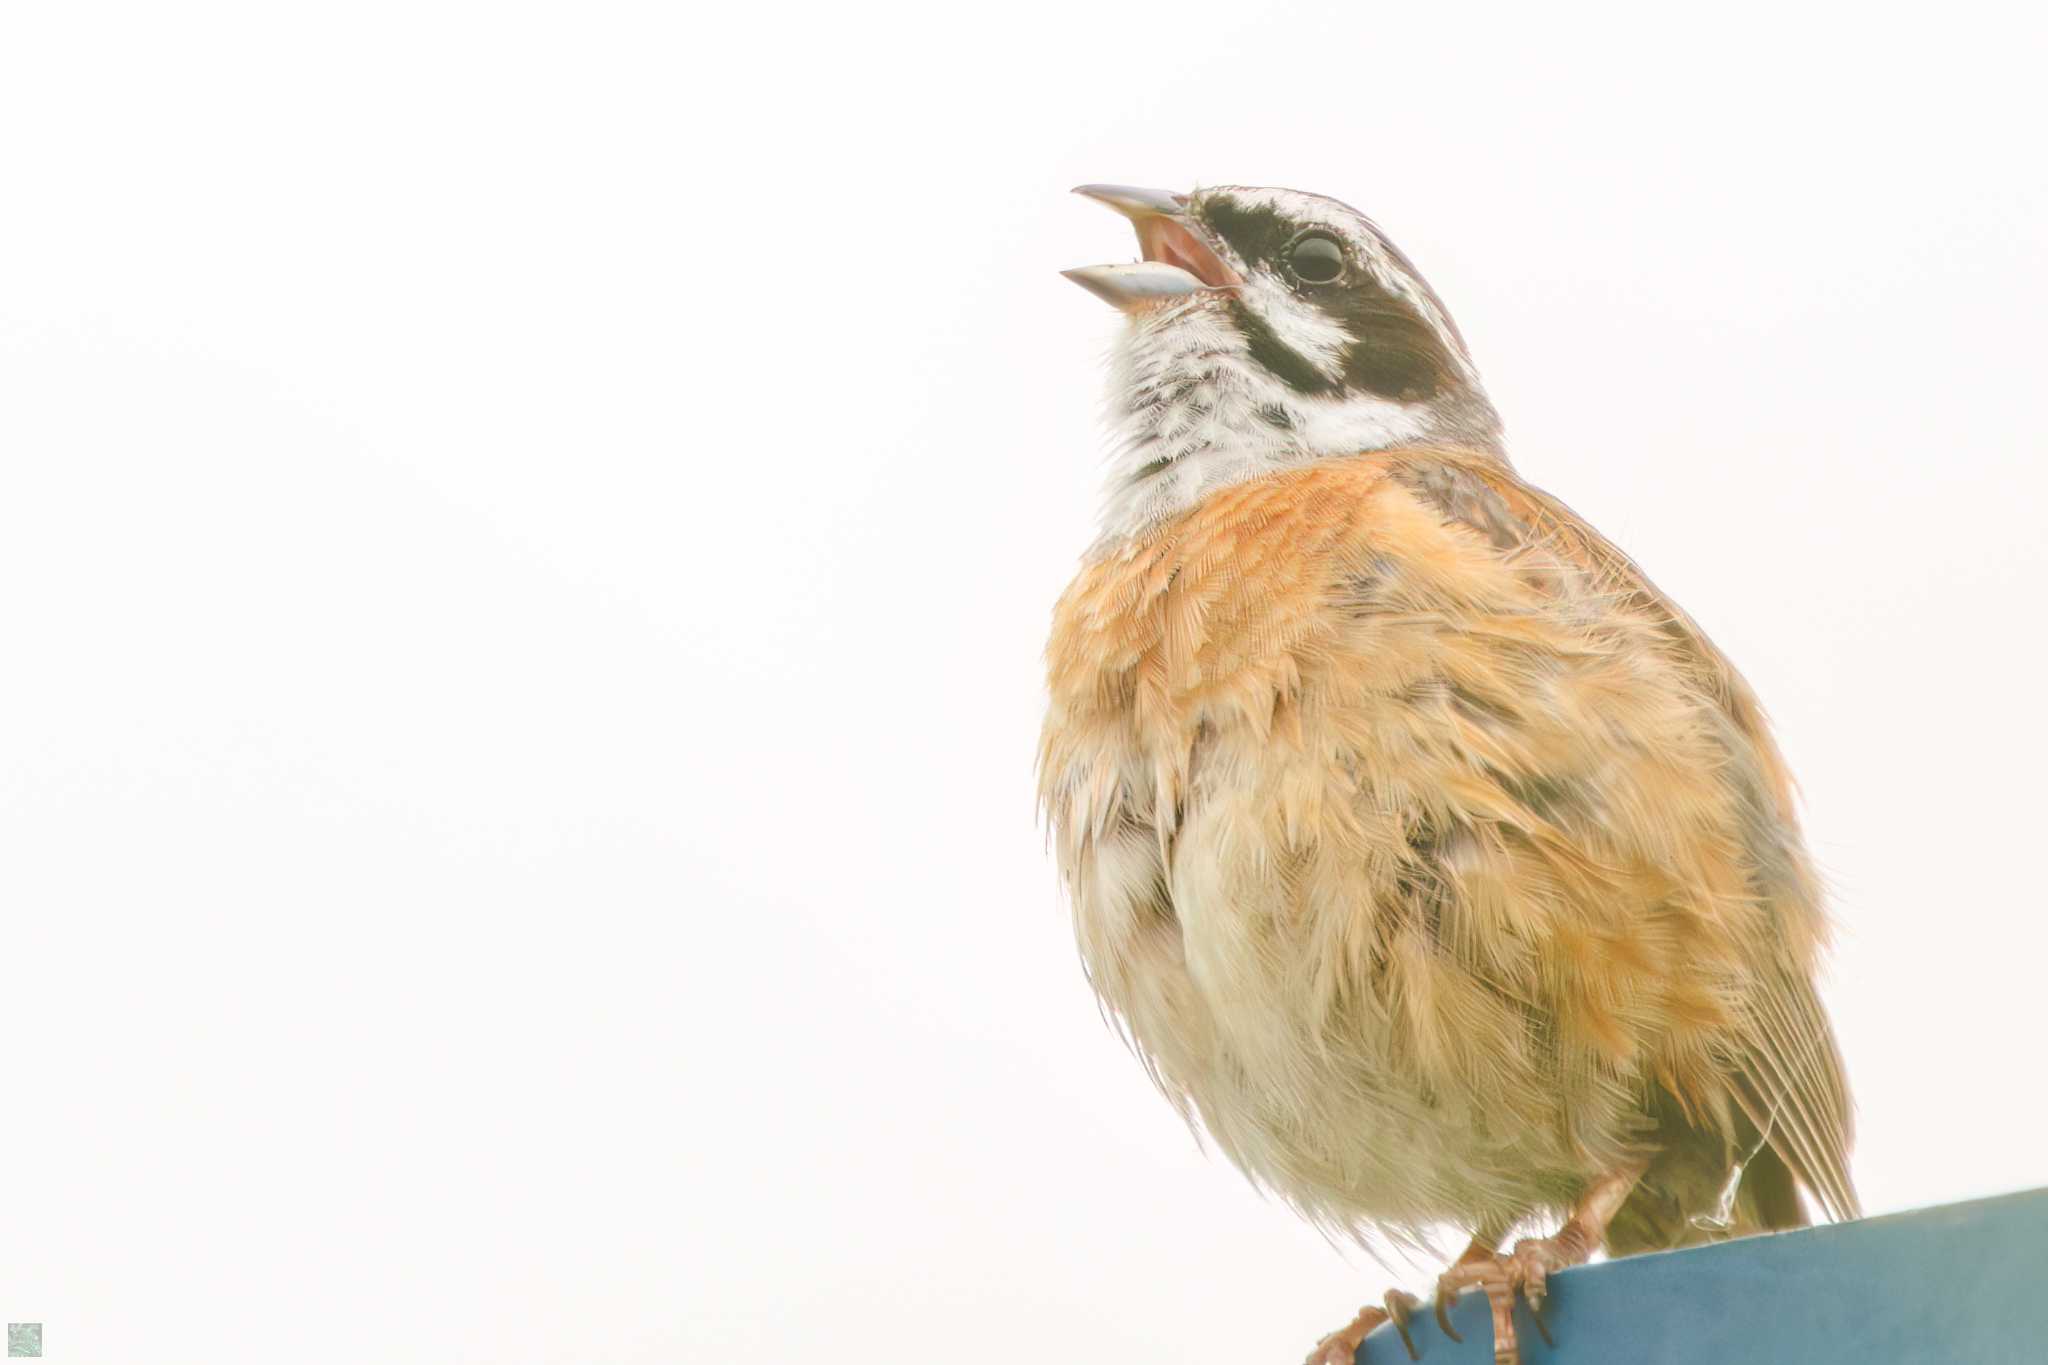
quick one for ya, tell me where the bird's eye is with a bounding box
[1288,231,1346,284]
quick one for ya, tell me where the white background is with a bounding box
[3,3,2044,1362]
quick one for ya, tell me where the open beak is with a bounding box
[1063,183,1243,311]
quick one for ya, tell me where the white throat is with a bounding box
[1092,298,1438,548]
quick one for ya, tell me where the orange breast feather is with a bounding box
[1039,451,1855,1230]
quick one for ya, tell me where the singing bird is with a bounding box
[1039,185,1857,1365]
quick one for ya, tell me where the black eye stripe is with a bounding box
[1196,196,1294,263]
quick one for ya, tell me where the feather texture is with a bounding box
[1039,448,1857,1249]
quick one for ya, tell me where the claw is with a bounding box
[1434,1288,1463,1343]
[1385,1289,1422,1361]
[1435,1251,1534,1365]
[1527,1298,1556,1350]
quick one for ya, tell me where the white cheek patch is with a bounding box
[1239,268,1350,384]
[1292,391,1431,459]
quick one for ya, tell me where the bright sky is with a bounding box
[2,3,2044,1363]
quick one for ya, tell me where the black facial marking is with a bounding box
[1333,311,1452,401]
[1196,191,1463,403]
[1196,196,1296,263]
[1227,297,1335,396]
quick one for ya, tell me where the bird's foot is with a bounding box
[1431,1229,1588,1363]
[1304,1288,1424,1365]
[1430,1166,1645,1364]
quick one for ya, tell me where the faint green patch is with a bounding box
[6,1323,40,1358]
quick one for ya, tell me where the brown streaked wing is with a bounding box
[1438,453,1861,1223]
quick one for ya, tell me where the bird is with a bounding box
[1038,184,1858,1365]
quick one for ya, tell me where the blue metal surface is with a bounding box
[1358,1187,2047,1364]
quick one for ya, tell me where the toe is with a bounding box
[1303,1305,1387,1365]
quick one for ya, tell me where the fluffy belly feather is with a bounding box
[1053,716,1586,1238]
[1039,452,1848,1243]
